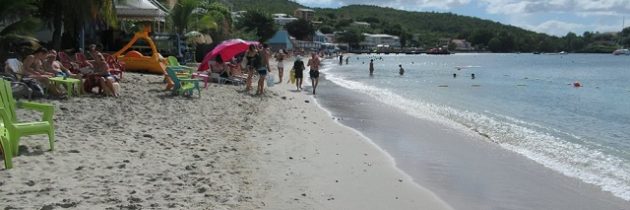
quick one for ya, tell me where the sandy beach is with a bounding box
[0,61,451,209]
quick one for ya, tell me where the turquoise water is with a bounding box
[320,53,630,200]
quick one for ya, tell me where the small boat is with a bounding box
[426,47,451,55]
[612,49,630,55]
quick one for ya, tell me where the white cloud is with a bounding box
[292,0,472,10]
[525,20,586,36]
[479,0,630,16]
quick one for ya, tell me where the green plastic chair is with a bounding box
[167,56,195,74]
[0,79,55,157]
[166,67,201,97]
[1,127,12,169]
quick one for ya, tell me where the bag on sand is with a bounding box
[267,73,275,87]
[290,69,296,84]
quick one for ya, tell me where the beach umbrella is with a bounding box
[198,39,259,71]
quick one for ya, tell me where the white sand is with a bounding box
[0,60,451,210]
[249,61,452,210]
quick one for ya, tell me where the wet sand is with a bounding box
[315,75,630,210]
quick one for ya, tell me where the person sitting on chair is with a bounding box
[92,53,119,97]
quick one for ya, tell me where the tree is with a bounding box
[399,31,412,48]
[319,26,334,34]
[336,27,365,49]
[469,29,493,46]
[39,0,118,50]
[285,19,315,41]
[0,0,40,36]
[201,2,233,42]
[563,32,578,52]
[236,10,277,42]
[171,0,202,35]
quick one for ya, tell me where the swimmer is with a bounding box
[398,64,405,76]
[471,73,475,79]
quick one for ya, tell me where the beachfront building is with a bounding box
[272,13,299,26]
[294,8,315,21]
[360,33,401,49]
[313,30,328,43]
[268,30,294,51]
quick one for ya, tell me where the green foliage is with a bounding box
[171,0,202,34]
[319,25,334,34]
[0,0,40,35]
[236,10,277,42]
[335,27,365,49]
[228,0,303,14]
[285,19,315,41]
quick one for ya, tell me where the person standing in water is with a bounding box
[369,59,374,76]
[398,64,405,76]
[339,53,344,65]
[307,53,321,95]
[345,56,349,64]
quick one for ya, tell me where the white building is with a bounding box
[360,33,401,49]
[272,13,298,26]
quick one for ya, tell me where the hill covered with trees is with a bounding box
[227,0,628,53]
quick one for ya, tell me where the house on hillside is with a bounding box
[351,21,371,28]
[273,13,298,26]
[360,33,401,49]
[294,8,315,21]
[450,39,474,51]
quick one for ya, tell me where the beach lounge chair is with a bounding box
[103,53,124,80]
[57,51,79,74]
[166,67,201,97]
[0,79,55,157]
[1,127,12,169]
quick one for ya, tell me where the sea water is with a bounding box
[319,53,630,201]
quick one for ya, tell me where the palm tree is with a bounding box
[39,0,118,50]
[0,0,40,35]
[171,0,202,35]
[0,0,42,62]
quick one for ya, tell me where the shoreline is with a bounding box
[250,60,453,209]
[314,57,630,209]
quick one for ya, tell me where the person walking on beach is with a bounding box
[307,53,321,95]
[399,64,405,76]
[293,56,305,91]
[275,49,286,83]
[256,44,271,95]
[244,45,257,92]
[369,59,374,76]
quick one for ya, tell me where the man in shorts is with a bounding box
[307,53,320,95]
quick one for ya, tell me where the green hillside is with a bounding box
[225,0,303,14]
[226,0,625,53]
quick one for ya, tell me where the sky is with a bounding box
[291,0,630,36]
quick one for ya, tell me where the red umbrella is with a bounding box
[198,39,259,71]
